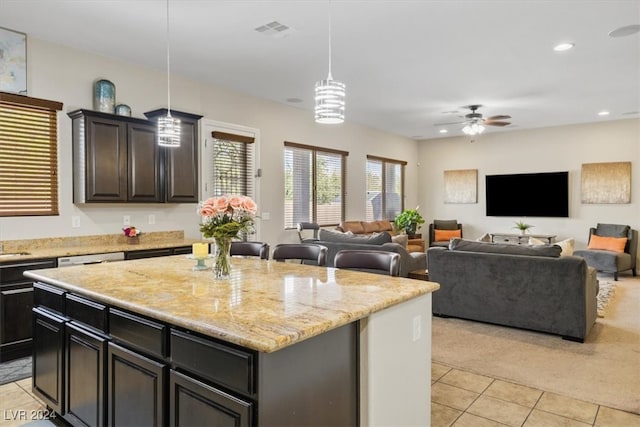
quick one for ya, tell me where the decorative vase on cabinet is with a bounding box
[94,79,115,113]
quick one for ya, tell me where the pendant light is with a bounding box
[315,0,345,124]
[158,0,181,147]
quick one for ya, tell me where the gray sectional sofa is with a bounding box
[313,229,427,277]
[428,238,598,342]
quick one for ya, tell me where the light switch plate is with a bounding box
[72,216,81,228]
[123,215,130,226]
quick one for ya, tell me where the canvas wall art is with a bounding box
[581,161,631,204]
[444,169,477,204]
[0,27,27,94]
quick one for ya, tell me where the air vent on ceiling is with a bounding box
[255,21,291,36]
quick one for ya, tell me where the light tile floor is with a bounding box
[1,363,639,426]
[432,362,640,427]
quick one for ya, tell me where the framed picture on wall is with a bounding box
[0,27,27,94]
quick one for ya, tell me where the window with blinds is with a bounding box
[208,131,254,198]
[0,92,63,217]
[284,142,347,228]
[366,155,406,221]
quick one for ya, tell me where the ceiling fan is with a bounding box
[435,104,512,135]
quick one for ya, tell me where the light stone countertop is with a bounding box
[0,231,201,261]
[25,256,439,353]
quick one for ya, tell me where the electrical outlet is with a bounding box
[148,214,155,225]
[413,315,422,342]
[123,215,130,226]
[72,216,81,228]
[262,212,270,220]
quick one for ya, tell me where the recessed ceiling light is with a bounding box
[553,42,575,52]
[439,129,448,134]
[609,24,640,38]
[598,111,610,116]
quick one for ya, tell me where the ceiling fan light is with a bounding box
[158,113,181,147]
[462,122,485,135]
[315,77,345,124]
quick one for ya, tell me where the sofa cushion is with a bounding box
[318,229,392,245]
[434,219,458,230]
[554,238,575,257]
[449,238,561,257]
[339,221,365,234]
[588,235,627,253]
[392,234,408,248]
[595,223,630,238]
[434,229,462,242]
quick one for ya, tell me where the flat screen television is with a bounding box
[485,171,569,217]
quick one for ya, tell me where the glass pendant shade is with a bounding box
[462,122,485,135]
[158,113,181,147]
[315,74,346,124]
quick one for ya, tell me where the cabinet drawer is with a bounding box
[170,329,255,396]
[66,293,108,333]
[34,282,67,316]
[109,308,167,358]
[1,259,57,284]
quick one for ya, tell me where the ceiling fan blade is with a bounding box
[485,115,511,121]
[434,121,465,126]
[484,121,511,127]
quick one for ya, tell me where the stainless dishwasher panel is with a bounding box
[57,252,125,267]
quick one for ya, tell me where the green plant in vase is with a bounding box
[513,221,534,235]
[394,208,425,237]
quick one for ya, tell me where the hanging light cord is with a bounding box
[327,0,333,80]
[166,0,172,115]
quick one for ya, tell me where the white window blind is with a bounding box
[366,155,406,221]
[284,142,347,228]
[208,131,254,199]
[0,92,63,216]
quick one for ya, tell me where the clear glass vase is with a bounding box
[213,237,232,279]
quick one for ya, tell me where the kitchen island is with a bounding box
[25,255,439,426]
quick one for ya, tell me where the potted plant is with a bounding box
[394,208,425,237]
[513,221,533,235]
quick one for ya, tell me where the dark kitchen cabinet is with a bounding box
[65,321,108,427]
[145,109,203,203]
[69,109,161,203]
[107,342,167,427]
[169,370,252,427]
[32,307,66,414]
[125,246,191,260]
[0,258,56,362]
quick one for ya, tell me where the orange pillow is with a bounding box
[434,229,462,242]
[587,235,627,253]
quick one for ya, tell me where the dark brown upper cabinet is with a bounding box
[145,109,202,203]
[69,109,202,203]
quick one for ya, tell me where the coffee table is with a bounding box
[408,269,429,281]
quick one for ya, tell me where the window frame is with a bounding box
[0,92,63,217]
[284,141,348,229]
[366,155,407,221]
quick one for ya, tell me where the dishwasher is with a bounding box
[57,252,125,267]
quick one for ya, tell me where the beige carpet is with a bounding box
[431,274,640,415]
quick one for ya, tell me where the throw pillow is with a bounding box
[476,233,492,242]
[595,223,630,238]
[435,229,462,242]
[433,219,458,230]
[528,237,546,246]
[391,234,409,248]
[554,238,575,257]
[318,229,392,245]
[588,235,627,253]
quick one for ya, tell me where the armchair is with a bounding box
[428,219,463,247]
[574,223,637,280]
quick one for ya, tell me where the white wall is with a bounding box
[0,38,419,246]
[417,119,640,259]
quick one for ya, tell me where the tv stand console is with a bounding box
[490,233,556,245]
